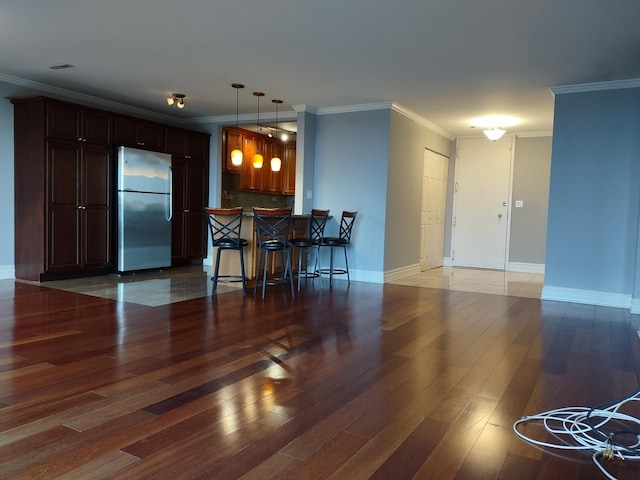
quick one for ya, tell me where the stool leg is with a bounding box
[238,246,247,295]
[329,246,334,287]
[343,246,350,284]
[262,251,269,299]
[254,249,263,296]
[212,247,222,294]
[297,247,303,291]
[287,250,295,297]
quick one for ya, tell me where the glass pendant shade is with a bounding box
[253,153,264,168]
[270,156,282,172]
[231,148,243,166]
[483,127,506,141]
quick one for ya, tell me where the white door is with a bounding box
[452,136,513,269]
[420,149,449,270]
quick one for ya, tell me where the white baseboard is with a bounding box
[507,262,545,274]
[443,257,453,266]
[542,285,632,309]
[384,264,420,283]
[0,265,15,280]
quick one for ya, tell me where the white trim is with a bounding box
[0,265,15,280]
[391,103,452,139]
[316,101,393,115]
[541,285,632,309]
[443,256,453,267]
[384,264,421,283]
[516,131,553,138]
[0,73,179,123]
[507,262,545,274]
[630,298,640,314]
[550,78,640,95]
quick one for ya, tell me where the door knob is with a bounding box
[497,213,502,218]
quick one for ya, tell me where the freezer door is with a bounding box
[117,146,172,194]
[117,191,172,271]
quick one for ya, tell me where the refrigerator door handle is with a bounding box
[168,165,173,221]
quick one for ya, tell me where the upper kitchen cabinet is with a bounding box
[46,99,112,145]
[283,143,296,195]
[222,127,244,173]
[165,127,210,160]
[114,115,164,150]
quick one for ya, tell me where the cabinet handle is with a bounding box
[184,209,190,213]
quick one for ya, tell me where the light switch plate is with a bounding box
[515,200,524,208]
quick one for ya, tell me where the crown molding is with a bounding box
[515,131,553,138]
[550,78,640,95]
[291,104,318,114]
[0,73,180,123]
[391,102,451,139]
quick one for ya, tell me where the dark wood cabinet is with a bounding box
[165,127,209,160]
[47,101,112,145]
[47,141,111,273]
[114,115,164,150]
[171,158,208,265]
[12,96,210,281]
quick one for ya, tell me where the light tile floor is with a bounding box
[389,266,544,299]
[28,265,544,306]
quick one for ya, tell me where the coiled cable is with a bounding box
[513,387,640,479]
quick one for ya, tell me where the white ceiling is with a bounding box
[2,0,639,137]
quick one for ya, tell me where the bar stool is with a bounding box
[253,207,295,298]
[319,211,357,287]
[205,207,248,294]
[289,209,330,290]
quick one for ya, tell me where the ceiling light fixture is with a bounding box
[230,83,245,166]
[167,93,186,109]
[270,99,283,172]
[483,127,506,141]
[252,92,265,169]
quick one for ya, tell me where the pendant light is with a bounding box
[252,92,265,168]
[230,83,245,166]
[270,99,283,172]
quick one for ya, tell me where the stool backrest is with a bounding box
[253,207,292,249]
[310,209,330,244]
[339,211,358,244]
[206,207,244,248]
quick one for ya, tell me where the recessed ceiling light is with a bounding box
[48,64,74,70]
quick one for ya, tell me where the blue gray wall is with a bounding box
[544,87,640,308]
[313,109,391,282]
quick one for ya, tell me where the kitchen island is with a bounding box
[211,212,314,281]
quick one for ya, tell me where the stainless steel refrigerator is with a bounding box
[117,146,172,272]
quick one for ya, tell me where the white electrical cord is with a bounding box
[513,388,640,480]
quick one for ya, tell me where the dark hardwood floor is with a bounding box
[1,279,639,479]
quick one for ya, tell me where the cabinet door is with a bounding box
[47,102,80,141]
[165,127,187,156]
[47,141,81,271]
[184,161,207,259]
[81,110,112,145]
[171,158,187,261]
[223,128,243,173]
[47,101,111,145]
[81,145,112,268]
[241,135,262,191]
[283,143,296,195]
[114,116,163,150]
[186,132,208,160]
[264,141,284,193]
